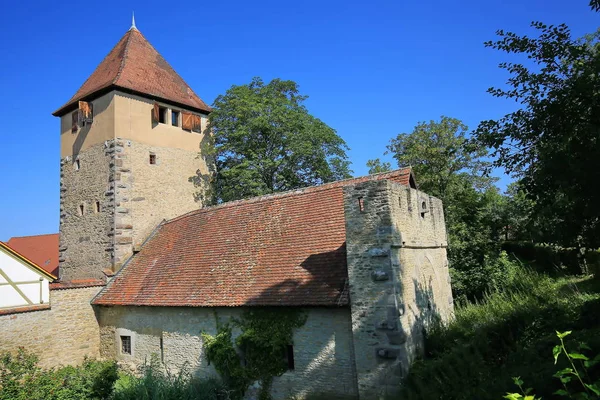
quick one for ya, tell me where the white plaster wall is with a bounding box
[0,250,50,308]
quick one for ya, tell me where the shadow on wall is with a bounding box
[188,126,216,205]
[72,99,111,158]
[232,244,358,399]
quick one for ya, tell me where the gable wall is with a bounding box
[0,249,51,309]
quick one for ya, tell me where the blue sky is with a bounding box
[0,0,597,241]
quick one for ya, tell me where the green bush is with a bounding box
[0,348,118,400]
[397,267,600,400]
[112,355,227,400]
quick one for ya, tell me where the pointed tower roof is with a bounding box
[53,28,210,116]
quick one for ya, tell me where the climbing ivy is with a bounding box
[202,308,307,400]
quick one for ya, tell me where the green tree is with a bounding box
[474,20,600,249]
[384,116,492,199]
[366,158,391,174]
[206,77,352,203]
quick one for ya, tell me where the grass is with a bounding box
[111,357,228,400]
[397,265,600,400]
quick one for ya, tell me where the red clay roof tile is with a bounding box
[93,169,414,307]
[6,233,59,277]
[53,28,210,116]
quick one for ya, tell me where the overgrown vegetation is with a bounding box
[112,356,227,400]
[0,349,118,400]
[202,308,307,400]
[0,350,227,400]
[396,264,600,400]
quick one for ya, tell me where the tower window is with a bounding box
[74,159,80,171]
[149,154,156,165]
[95,201,101,213]
[158,106,167,124]
[121,335,131,355]
[171,110,180,126]
[78,204,84,216]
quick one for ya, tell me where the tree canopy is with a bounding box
[382,116,492,198]
[474,21,600,248]
[206,77,352,203]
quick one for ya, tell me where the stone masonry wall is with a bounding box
[97,306,358,399]
[343,180,453,399]
[126,140,205,251]
[111,139,205,267]
[59,142,113,281]
[0,286,102,369]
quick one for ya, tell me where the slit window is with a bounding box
[171,110,180,127]
[160,335,164,362]
[149,154,156,165]
[121,335,131,355]
[74,159,80,171]
[95,201,101,213]
[158,106,167,124]
[285,345,295,370]
[78,204,84,216]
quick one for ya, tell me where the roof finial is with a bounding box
[130,12,137,30]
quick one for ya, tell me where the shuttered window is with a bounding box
[78,101,93,125]
[152,103,160,124]
[182,112,202,133]
[182,111,193,131]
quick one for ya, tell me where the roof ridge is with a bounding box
[113,29,134,84]
[164,168,412,226]
[8,233,59,240]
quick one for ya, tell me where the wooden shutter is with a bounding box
[71,111,79,133]
[79,101,93,124]
[192,115,202,133]
[152,102,160,123]
[79,101,93,121]
[182,111,193,131]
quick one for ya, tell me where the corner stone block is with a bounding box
[376,347,401,360]
[368,248,388,257]
[371,270,390,281]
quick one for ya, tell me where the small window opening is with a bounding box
[78,204,84,216]
[160,335,164,362]
[121,335,131,355]
[285,345,295,370]
[74,159,80,171]
[358,197,365,212]
[171,110,180,127]
[158,107,167,124]
[421,201,427,219]
[95,201,101,213]
[149,154,156,165]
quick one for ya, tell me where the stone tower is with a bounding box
[53,24,212,283]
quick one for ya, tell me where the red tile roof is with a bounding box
[93,169,414,308]
[53,28,210,116]
[6,234,59,277]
